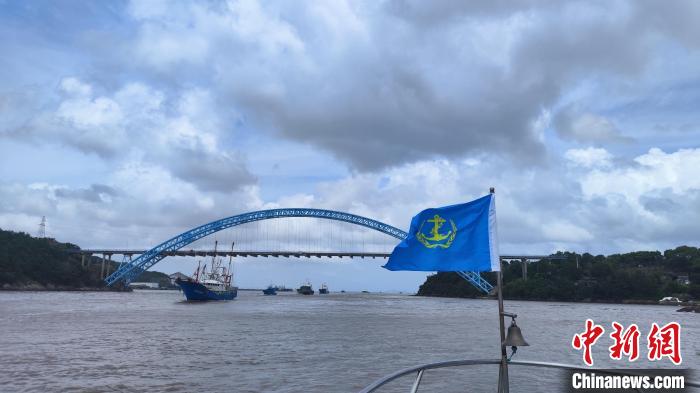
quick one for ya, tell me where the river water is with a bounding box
[0,290,697,392]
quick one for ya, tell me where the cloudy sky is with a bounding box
[1,0,700,291]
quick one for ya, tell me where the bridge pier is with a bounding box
[521,258,528,280]
[104,254,112,278]
[100,254,106,279]
[81,254,86,268]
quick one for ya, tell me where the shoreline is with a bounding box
[416,293,696,307]
[0,286,131,292]
[1,288,695,309]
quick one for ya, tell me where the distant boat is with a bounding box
[659,296,682,305]
[275,285,293,292]
[262,285,277,295]
[297,282,314,295]
[176,241,237,301]
[319,283,329,294]
[361,290,370,293]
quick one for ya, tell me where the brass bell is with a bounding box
[503,319,529,347]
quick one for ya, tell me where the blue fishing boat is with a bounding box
[176,278,237,301]
[176,241,237,301]
[262,285,277,295]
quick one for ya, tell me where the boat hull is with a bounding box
[176,279,237,301]
[262,287,277,295]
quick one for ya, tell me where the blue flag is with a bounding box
[383,194,500,272]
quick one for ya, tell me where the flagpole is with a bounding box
[492,187,509,393]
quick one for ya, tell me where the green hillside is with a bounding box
[418,247,700,302]
[0,228,170,290]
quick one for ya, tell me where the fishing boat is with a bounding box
[297,282,314,295]
[262,285,277,295]
[318,283,329,294]
[175,241,237,301]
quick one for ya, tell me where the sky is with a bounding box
[1,0,700,292]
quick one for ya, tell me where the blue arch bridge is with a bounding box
[87,208,549,294]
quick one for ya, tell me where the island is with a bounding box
[418,247,700,304]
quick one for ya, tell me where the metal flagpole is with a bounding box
[492,187,509,393]
[497,263,508,393]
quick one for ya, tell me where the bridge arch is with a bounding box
[105,208,408,285]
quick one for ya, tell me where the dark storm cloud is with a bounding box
[3,0,700,173]
[640,194,679,214]
[235,65,548,170]
[167,148,257,193]
[553,105,632,144]
[210,0,700,170]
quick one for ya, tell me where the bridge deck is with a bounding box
[76,249,392,258]
[75,249,554,261]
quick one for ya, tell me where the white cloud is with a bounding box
[134,23,212,69]
[113,83,165,117]
[57,95,123,128]
[283,147,700,255]
[565,147,613,168]
[581,148,700,201]
[128,0,306,71]
[0,162,263,248]
[59,77,92,97]
[3,77,255,192]
[541,221,594,243]
[226,0,305,55]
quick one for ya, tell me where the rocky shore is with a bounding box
[677,305,700,313]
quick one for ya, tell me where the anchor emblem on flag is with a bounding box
[416,214,457,249]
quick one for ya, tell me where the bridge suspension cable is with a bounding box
[105,208,408,285]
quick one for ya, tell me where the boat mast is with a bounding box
[211,240,218,280]
[227,241,234,286]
